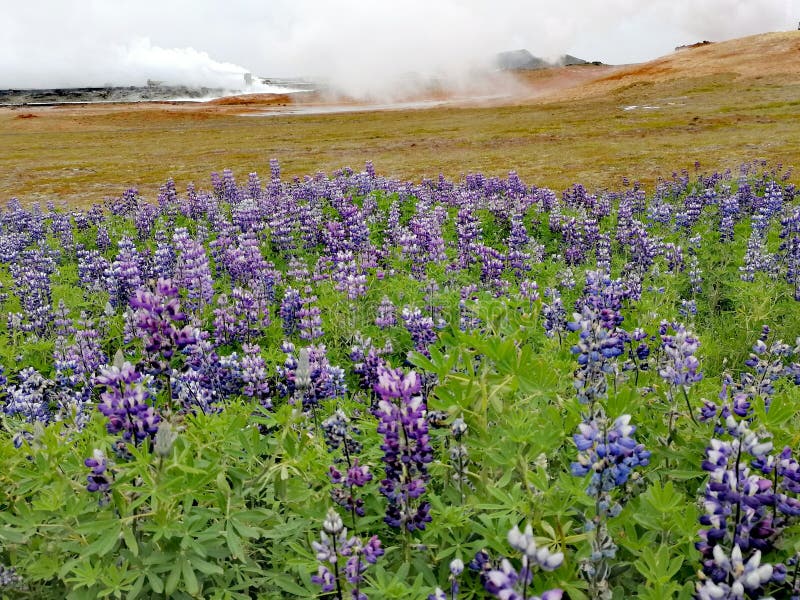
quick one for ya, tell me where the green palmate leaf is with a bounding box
[641,480,682,513]
[63,560,104,590]
[82,531,120,558]
[634,545,684,584]
[182,559,200,596]
[122,526,138,557]
[225,523,246,561]
[128,574,146,599]
[270,574,313,597]
[190,556,224,576]
[165,560,182,596]
[147,572,164,595]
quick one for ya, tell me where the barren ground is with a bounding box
[2,31,799,205]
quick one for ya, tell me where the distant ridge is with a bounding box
[496,50,550,70]
[496,49,598,71]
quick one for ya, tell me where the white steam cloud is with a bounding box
[2,0,799,95]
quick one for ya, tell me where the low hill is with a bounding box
[496,49,551,70]
[560,31,800,99]
[496,49,595,71]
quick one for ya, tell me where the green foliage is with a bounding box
[1,165,800,599]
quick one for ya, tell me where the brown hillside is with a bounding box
[554,31,800,100]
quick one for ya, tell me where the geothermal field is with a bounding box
[1,27,800,600]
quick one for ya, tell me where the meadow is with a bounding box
[2,65,800,206]
[0,156,799,599]
[2,30,800,600]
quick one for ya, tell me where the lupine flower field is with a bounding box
[1,158,800,599]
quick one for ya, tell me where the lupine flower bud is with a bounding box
[154,421,178,457]
[449,558,464,576]
[295,348,311,391]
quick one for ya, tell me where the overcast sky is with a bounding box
[2,0,799,94]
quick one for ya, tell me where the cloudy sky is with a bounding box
[2,0,799,94]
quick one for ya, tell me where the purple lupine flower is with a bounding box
[96,225,111,252]
[623,327,651,385]
[152,229,176,280]
[740,230,767,282]
[173,228,214,311]
[129,278,196,376]
[350,336,391,393]
[240,343,271,409]
[105,236,143,308]
[718,194,741,242]
[340,201,372,253]
[567,306,624,406]
[9,246,55,335]
[694,414,799,598]
[541,288,567,343]
[224,232,280,297]
[401,306,438,358]
[571,413,650,494]
[219,168,241,205]
[479,524,564,600]
[567,273,627,407]
[507,213,532,278]
[474,243,509,296]
[779,206,800,300]
[230,285,271,343]
[94,361,161,444]
[519,279,540,310]
[51,212,75,255]
[85,448,112,495]
[572,410,648,598]
[429,558,466,600]
[77,248,111,293]
[61,312,107,385]
[693,392,800,598]
[595,234,612,273]
[323,408,371,523]
[396,228,427,280]
[561,217,588,266]
[276,343,346,413]
[107,187,139,216]
[0,563,22,589]
[734,330,796,411]
[311,508,383,600]
[279,287,304,337]
[384,200,402,246]
[212,294,237,347]
[688,253,703,295]
[286,257,311,283]
[456,207,481,268]
[86,203,105,226]
[373,366,433,531]
[459,285,482,332]
[695,546,773,600]
[658,322,703,423]
[178,334,242,411]
[298,287,324,341]
[3,367,54,423]
[332,250,367,300]
[375,296,397,329]
[662,243,684,274]
[134,204,159,241]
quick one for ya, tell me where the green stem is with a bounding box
[681,386,698,425]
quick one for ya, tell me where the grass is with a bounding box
[1,73,799,206]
